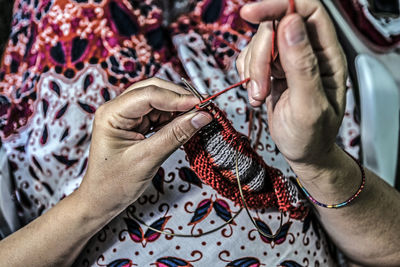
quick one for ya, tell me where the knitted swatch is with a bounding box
[184,104,306,219]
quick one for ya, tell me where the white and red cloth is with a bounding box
[0,0,360,265]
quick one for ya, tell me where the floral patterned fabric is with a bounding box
[0,0,360,265]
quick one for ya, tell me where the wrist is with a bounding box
[72,185,120,230]
[75,172,148,223]
[288,144,361,205]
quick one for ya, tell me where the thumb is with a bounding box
[277,14,326,108]
[143,111,212,163]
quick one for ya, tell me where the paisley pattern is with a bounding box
[226,257,261,267]
[213,198,235,224]
[143,216,171,244]
[123,218,143,243]
[188,199,213,225]
[279,260,303,267]
[105,259,133,267]
[153,257,193,267]
[123,215,171,247]
[0,0,360,266]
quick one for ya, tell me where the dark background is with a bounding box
[0,0,14,58]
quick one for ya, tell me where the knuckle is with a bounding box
[108,113,120,129]
[293,50,319,76]
[339,49,348,78]
[94,103,108,120]
[236,54,245,72]
[148,77,162,84]
[309,0,324,11]
[313,0,323,8]
[171,124,191,145]
[237,50,245,64]
[93,103,110,128]
[243,45,253,65]
[245,49,252,64]
[335,68,347,84]
[144,84,160,97]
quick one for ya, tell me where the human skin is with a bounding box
[237,0,400,265]
[0,0,399,266]
[0,79,212,266]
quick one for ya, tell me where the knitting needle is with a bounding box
[181,78,204,100]
[181,78,212,108]
[150,77,215,134]
[147,79,202,133]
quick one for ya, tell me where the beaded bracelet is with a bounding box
[296,152,366,209]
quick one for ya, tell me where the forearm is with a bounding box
[0,188,114,267]
[292,144,400,266]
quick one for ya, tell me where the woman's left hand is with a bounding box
[80,78,212,214]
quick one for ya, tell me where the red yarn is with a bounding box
[271,0,296,59]
[197,78,250,108]
[184,0,307,220]
[288,0,296,14]
[184,104,307,219]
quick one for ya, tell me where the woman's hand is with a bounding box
[0,78,212,267]
[237,0,347,180]
[80,78,212,215]
[237,2,400,265]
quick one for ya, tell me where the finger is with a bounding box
[143,110,176,134]
[277,14,328,109]
[142,111,213,164]
[317,45,347,116]
[242,0,346,115]
[102,85,200,124]
[265,94,275,136]
[241,0,346,92]
[240,0,338,52]
[249,22,272,102]
[136,116,152,134]
[148,110,174,125]
[121,77,191,95]
[244,42,263,106]
[236,45,248,82]
[134,110,175,134]
[244,42,252,88]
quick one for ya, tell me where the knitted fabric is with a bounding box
[184,104,306,219]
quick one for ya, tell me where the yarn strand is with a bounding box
[133,0,299,239]
[271,0,296,59]
[235,149,284,238]
[192,0,296,108]
[196,78,250,108]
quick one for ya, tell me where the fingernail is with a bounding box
[285,17,306,46]
[240,72,245,82]
[191,112,211,129]
[249,97,262,107]
[251,80,261,99]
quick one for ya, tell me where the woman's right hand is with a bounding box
[79,78,212,215]
[237,0,347,181]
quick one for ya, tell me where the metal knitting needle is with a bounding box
[148,78,211,133]
[181,77,205,101]
[181,78,212,108]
